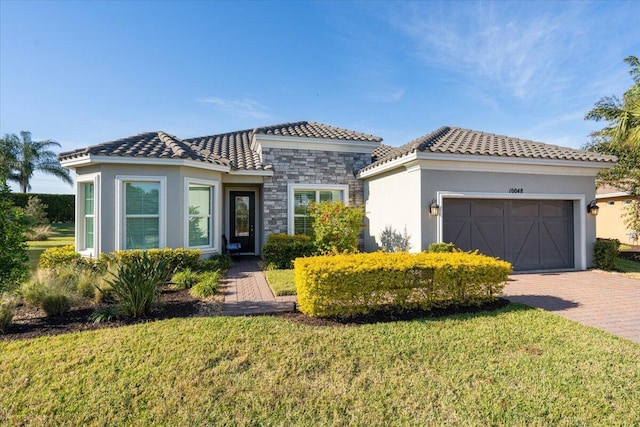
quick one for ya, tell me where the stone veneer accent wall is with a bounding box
[262,147,371,237]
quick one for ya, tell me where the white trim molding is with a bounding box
[183,178,221,254]
[115,175,167,251]
[75,173,101,258]
[253,134,378,155]
[287,183,350,235]
[435,191,587,271]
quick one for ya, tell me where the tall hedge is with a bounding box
[9,193,74,222]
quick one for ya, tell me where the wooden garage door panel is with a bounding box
[443,199,574,271]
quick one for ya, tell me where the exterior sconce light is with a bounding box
[429,199,440,216]
[587,200,599,216]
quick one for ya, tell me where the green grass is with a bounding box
[265,269,296,296]
[616,257,640,278]
[1,305,639,426]
[26,223,74,269]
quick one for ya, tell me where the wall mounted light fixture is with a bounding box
[429,199,440,216]
[587,200,599,216]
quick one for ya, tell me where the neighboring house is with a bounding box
[595,186,638,245]
[59,121,616,272]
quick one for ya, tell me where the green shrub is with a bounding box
[8,193,74,223]
[295,252,512,318]
[190,271,221,299]
[39,245,82,269]
[0,184,29,294]
[0,297,16,334]
[309,201,364,254]
[263,233,317,269]
[40,293,71,316]
[200,253,233,272]
[89,306,121,323]
[103,252,171,318]
[171,268,200,289]
[98,248,201,274]
[428,242,457,253]
[593,238,621,271]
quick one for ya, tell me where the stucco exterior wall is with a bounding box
[363,168,423,252]
[261,147,370,237]
[420,169,598,268]
[74,164,222,255]
[596,197,638,244]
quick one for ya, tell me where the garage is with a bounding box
[442,199,574,271]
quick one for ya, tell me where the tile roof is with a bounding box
[361,126,617,172]
[58,131,230,167]
[59,121,382,171]
[255,121,382,142]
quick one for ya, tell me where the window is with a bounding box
[184,178,218,251]
[288,184,348,235]
[116,176,166,250]
[84,182,95,249]
[188,185,212,247]
[77,174,99,256]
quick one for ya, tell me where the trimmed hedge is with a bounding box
[593,238,620,271]
[295,252,512,318]
[9,193,74,222]
[38,245,83,269]
[98,248,202,273]
[263,233,317,269]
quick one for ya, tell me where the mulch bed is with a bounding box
[2,288,219,342]
[274,298,511,328]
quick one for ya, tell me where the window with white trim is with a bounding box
[77,175,99,256]
[116,177,166,250]
[187,184,214,247]
[288,184,348,235]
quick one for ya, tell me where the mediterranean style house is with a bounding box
[59,121,616,272]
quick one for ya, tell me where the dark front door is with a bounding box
[230,191,255,253]
[443,199,574,271]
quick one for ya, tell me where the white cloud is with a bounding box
[387,2,592,99]
[199,97,273,120]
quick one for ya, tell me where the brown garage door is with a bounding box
[443,199,574,271]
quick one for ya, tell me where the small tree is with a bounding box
[309,201,364,254]
[0,183,29,294]
[24,196,49,226]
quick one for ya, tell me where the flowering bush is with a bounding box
[309,201,364,254]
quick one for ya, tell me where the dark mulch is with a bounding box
[274,298,511,327]
[1,288,205,342]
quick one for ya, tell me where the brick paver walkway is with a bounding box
[503,271,640,344]
[221,257,296,316]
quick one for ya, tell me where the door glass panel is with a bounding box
[235,196,250,237]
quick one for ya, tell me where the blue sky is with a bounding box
[1,0,639,194]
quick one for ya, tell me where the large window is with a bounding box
[288,184,348,235]
[188,185,212,247]
[184,178,218,251]
[116,176,166,250]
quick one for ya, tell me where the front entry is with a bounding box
[229,191,256,253]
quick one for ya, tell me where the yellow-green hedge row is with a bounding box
[294,252,512,318]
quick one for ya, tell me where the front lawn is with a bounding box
[26,223,75,269]
[2,304,639,426]
[264,268,296,295]
[616,257,640,278]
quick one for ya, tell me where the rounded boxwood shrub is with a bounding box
[41,293,72,317]
[593,238,620,271]
[263,234,317,269]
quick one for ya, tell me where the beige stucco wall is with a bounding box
[363,167,424,252]
[74,164,223,255]
[596,197,638,244]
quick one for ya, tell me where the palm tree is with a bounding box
[1,131,72,193]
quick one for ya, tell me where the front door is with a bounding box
[230,191,255,253]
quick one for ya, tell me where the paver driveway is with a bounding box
[502,271,640,344]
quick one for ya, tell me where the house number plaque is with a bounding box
[508,188,524,193]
